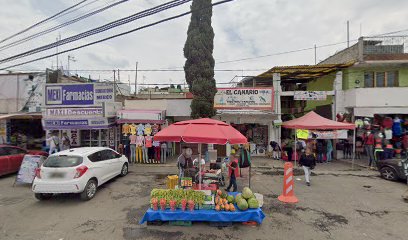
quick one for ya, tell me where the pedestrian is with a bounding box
[364,131,375,167]
[61,132,71,151]
[299,148,317,186]
[269,141,281,160]
[177,146,188,185]
[316,140,324,163]
[355,136,364,159]
[284,139,294,162]
[225,152,238,192]
[46,133,59,155]
[326,139,333,163]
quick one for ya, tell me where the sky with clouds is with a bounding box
[0,0,407,91]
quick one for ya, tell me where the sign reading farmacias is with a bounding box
[214,87,274,110]
[44,83,114,106]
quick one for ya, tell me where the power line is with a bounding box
[0,0,88,44]
[0,0,235,70]
[0,0,192,64]
[0,0,129,51]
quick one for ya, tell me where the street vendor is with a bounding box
[177,146,188,184]
[225,152,239,192]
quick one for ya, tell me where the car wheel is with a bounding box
[80,179,98,201]
[34,193,53,201]
[120,163,128,177]
[380,167,398,181]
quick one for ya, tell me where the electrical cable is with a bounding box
[0,0,88,44]
[0,0,128,51]
[0,0,235,70]
[0,0,192,64]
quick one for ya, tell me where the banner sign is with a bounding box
[44,83,114,106]
[294,91,327,100]
[43,117,115,130]
[310,130,348,139]
[15,155,46,184]
[214,88,274,110]
[296,129,309,139]
[45,107,103,118]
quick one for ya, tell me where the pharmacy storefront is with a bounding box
[214,87,279,156]
[42,83,122,149]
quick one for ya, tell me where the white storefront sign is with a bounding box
[214,88,274,110]
[294,91,327,100]
[45,107,103,118]
[103,102,123,117]
[117,110,165,120]
[310,130,348,139]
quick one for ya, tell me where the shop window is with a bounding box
[364,71,399,88]
[387,71,398,87]
[364,72,374,87]
[375,72,385,87]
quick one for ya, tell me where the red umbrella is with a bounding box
[154,118,247,190]
[154,118,247,144]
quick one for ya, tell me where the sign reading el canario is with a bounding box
[294,91,327,101]
[45,107,103,118]
[44,83,114,106]
[43,118,111,130]
[214,88,274,110]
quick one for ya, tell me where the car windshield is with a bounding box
[43,155,83,168]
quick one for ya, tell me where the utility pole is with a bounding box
[113,70,116,102]
[314,44,317,64]
[67,55,76,77]
[134,62,138,96]
[347,20,350,48]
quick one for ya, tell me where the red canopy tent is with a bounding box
[154,118,248,189]
[282,111,356,167]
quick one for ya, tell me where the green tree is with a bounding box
[184,0,216,118]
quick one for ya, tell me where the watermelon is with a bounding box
[235,194,243,203]
[227,195,234,203]
[237,199,248,211]
[247,197,259,209]
[242,187,253,199]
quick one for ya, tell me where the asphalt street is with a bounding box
[0,158,407,240]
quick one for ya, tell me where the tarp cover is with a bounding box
[139,193,265,224]
[282,111,355,130]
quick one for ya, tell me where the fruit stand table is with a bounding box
[139,192,265,225]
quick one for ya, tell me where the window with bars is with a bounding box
[364,71,398,88]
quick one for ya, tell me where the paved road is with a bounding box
[0,159,407,240]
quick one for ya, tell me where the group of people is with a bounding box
[274,139,333,163]
[45,132,71,154]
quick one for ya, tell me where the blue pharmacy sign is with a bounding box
[44,83,114,106]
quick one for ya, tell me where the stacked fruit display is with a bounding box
[150,189,205,210]
[214,190,236,212]
[235,187,259,211]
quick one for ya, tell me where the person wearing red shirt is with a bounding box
[225,153,239,192]
[364,131,375,167]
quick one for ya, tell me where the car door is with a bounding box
[100,150,119,180]
[88,151,110,184]
[106,149,123,176]
[4,147,27,173]
[0,148,10,176]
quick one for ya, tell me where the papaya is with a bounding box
[225,204,230,211]
[215,205,220,211]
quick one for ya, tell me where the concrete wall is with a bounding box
[124,99,192,117]
[343,87,408,108]
[305,74,335,111]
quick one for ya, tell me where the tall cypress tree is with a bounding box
[184,0,216,118]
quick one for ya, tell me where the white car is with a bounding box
[32,147,128,201]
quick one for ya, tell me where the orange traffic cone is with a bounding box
[278,162,298,203]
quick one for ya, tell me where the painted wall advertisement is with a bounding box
[214,88,274,110]
[44,83,114,106]
[294,91,327,101]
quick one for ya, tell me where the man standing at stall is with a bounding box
[177,146,188,186]
[225,152,239,192]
